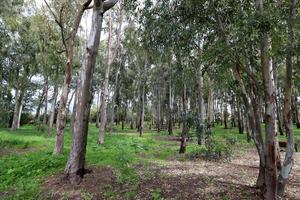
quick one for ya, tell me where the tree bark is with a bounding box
[99,4,122,143]
[256,0,278,197]
[11,89,24,131]
[198,69,205,145]
[277,0,297,195]
[98,12,112,145]
[43,76,49,125]
[54,0,92,155]
[179,83,188,154]
[207,77,214,131]
[65,0,118,184]
[48,85,59,136]
[34,87,46,122]
[168,80,173,135]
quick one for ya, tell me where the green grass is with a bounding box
[0,123,299,199]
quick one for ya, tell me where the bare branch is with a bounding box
[103,0,119,13]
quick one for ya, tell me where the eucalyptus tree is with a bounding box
[43,0,93,155]
[98,3,123,144]
[64,0,119,184]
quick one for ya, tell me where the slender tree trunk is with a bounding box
[110,72,119,133]
[237,102,244,134]
[54,0,92,155]
[207,78,214,131]
[293,95,300,128]
[179,83,188,154]
[65,0,118,184]
[277,0,297,195]
[157,87,161,133]
[48,85,59,136]
[257,2,278,198]
[96,91,101,128]
[98,5,122,143]
[71,89,78,134]
[139,83,145,137]
[43,77,49,125]
[34,88,46,122]
[168,81,173,135]
[98,13,112,145]
[17,103,23,128]
[198,69,205,145]
[11,89,24,131]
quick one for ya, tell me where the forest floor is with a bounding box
[0,125,300,200]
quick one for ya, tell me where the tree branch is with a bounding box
[103,0,119,13]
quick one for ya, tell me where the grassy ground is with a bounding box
[0,124,299,199]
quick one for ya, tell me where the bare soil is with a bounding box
[41,147,300,200]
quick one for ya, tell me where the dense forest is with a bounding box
[1,0,300,199]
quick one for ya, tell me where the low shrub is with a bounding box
[188,138,233,161]
[224,136,238,145]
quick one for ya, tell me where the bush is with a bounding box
[188,138,233,161]
[225,136,238,145]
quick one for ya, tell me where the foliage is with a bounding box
[188,138,233,161]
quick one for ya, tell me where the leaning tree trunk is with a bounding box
[277,0,297,195]
[54,0,92,155]
[65,0,119,184]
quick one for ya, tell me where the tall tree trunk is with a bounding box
[43,76,49,125]
[11,89,24,131]
[65,0,119,184]
[54,0,92,155]
[71,89,78,134]
[96,90,101,128]
[168,80,173,135]
[207,78,214,131]
[277,0,297,195]
[17,103,23,129]
[198,69,205,145]
[98,5,122,143]
[157,87,161,133]
[256,0,278,198]
[109,71,119,133]
[237,102,244,134]
[293,95,300,128]
[139,83,145,137]
[34,87,46,122]
[98,12,112,145]
[48,85,59,136]
[179,83,188,154]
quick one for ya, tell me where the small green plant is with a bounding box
[188,138,233,161]
[225,136,238,145]
[151,188,162,200]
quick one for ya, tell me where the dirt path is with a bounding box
[42,147,300,200]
